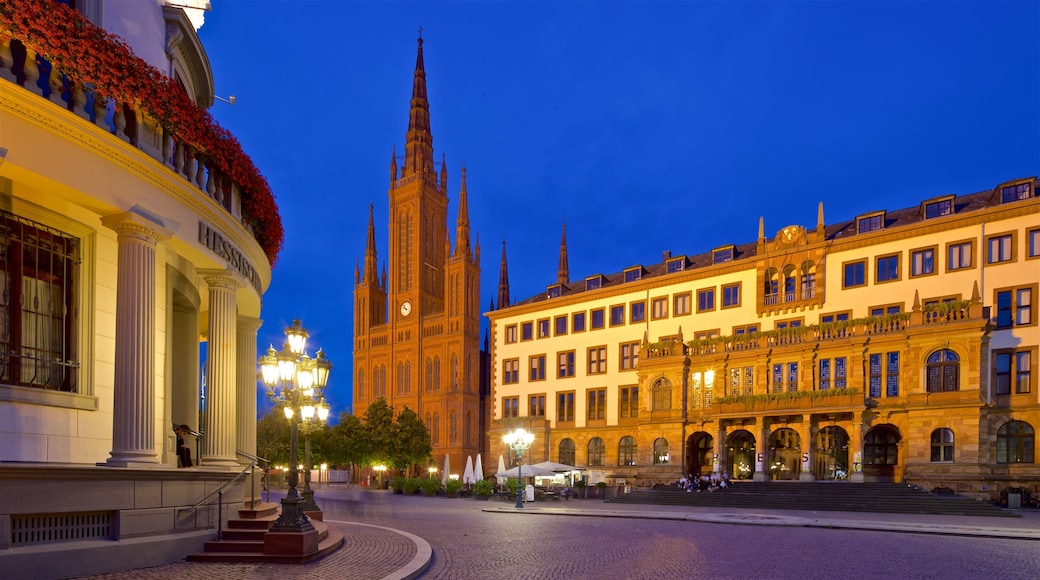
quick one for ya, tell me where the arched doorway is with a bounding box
[864,424,901,481]
[768,428,801,480]
[726,430,756,480]
[813,426,849,480]
[686,432,714,476]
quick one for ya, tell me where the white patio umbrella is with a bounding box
[532,460,578,472]
[441,453,451,486]
[462,455,475,485]
[474,454,484,481]
[497,454,507,483]
[496,464,557,478]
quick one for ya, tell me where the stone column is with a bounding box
[848,416,865,483]
[798,417,814,481]
[753,419,770,482]
[100,212,171,467]
[237,317,262,461]
[201,270,240,467]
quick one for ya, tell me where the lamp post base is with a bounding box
[270,494,314,533]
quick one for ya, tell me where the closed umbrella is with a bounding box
[474,454,484,481]
[463,455,475,485]
[497,454,507,484]
[441,453,451,486]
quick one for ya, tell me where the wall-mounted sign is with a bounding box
[198,221,262,293]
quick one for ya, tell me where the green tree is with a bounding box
[364,398,397,468]
[393,406,432,471]
[322,412,371,468]
[256,408,290,466]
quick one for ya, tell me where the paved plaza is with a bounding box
[78,485,1040,579]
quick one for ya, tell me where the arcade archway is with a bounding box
[686,432,714,476]
[812,426,849,480]
[864,424,901,481]
[768,428,801,480]
[726,430,756,480]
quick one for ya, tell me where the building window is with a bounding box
[591,309,605,330]
[697,288,715,312]
[1001,182,1032,203]
[586,277,602,291]
[926,349,959,392]
[618,436,637,466]
[559,439,576,465]
[651,297,668,319]
[1029,228,1040,258]
[820,311,851,325]
[947,240,973,271]
[557,351,575,378]
[502,397,518,419]
[587,346,607,375]
[733,324,759,336]
[0,212,80,392]
[869,352,899,397]
[774,319,802,330]
[530,394,546,417]
[651,378,672,410]
[547,285,562,299]
[624,268,642,282]
[537,319,550,338]
[557,391,575,422]
[713,247,734,264]
[505,325,517,343]
[503,359,519,384]
[995,286,1034,328]
[910,247,936,277]
[554,315,568,336]
[995,350,1032,395]
[610,305,625,326]
[529,355,546,381]
[620,385,639,418]
[667,258,686,273]
[930,428,954,462]
[819,357,847,390]
[588,437,605,466]
[630,301,646,323]
[869,304,901,318]
[653,438,669,464]
[857,214,883,233]
[843,260,866,288]
[996,421,1034,464]
[876,254,900,283]
[588,388,606,421]
[987,233,1014,264]
[620,341,640,370]
[722,283,740,308]
[924,199,953,219]
[521,322,533,341]
[573,312,586,332]
[864,427,899,466]
[673,292,691,316]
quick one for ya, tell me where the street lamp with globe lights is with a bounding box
[299,384,330,512]
[258,319,332,532]
[503,428,535,508]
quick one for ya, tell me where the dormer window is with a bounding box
[666,256,687,273]
[923,197,953,219]
[857,212,884,234]
[712,245,735,264]
[624,267,644,283]
[1001,183,1032,203]
[546,285,562,299]
[585,275,603,291]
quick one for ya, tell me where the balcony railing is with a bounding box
[712,388,863,414]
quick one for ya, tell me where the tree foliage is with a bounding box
[256,408,290,466]
[393,406,432,470]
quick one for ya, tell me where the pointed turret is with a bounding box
[440,153,448,192]
[474,233,481,264]
[455,166,471,259]
[498,240,510,309]
[354,259,360,284]
[389,146,398,185]
[557,222,570,285]
[403,35,434,179]
[363,204,378,285]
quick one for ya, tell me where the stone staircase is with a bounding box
[186,501,344,563]
[607,482,1018,517]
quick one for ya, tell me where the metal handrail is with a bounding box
[237,450,272,505]
[185,460,254,541]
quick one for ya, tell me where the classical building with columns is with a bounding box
[487,177,1038,502]
[0,1,277,575]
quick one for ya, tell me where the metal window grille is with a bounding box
[11,511,113,546]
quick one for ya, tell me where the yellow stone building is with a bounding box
[487,178,1038,500]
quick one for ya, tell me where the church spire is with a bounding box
[455,165,471,258]
[557,222,569,285]
[403,34,434,179]
[363,204,378,284]
[498,240,510,309]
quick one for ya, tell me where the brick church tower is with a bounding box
[353,35,483,476]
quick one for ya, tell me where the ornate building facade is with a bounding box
[353,36,485,476]
[487,177,1038,501]
[0,1,277,575]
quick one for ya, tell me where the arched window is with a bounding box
[449,411,458,444]
[653,438,669,464]
[357,368,365,401]
[588,437,605,466]
[864,426,899,466]
[800,260,817,300]
[997,421,1035,464]
[451,355,459,391]
[432,412,440,445]
[396,362,405,395]
[434,356,441,392]
[464,410,471,446]
[466,354,473,392]
[764,268,780,305]
[926,349,959,392]
[559,439,576,466]
[930,428,954,462]
[425,359,433,392]
[618,436,637,466]
[652,378,672,411]
[405,361,411,394]
[782,264,797,303]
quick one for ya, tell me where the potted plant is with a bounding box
[420,478,441,496]
[403,477,422,495]
[574,479,587,499]
[473,479,493,500]
[390,476,406,494]
[445,479,464,497]
[595,481,607,499]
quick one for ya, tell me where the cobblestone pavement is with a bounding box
[79,485,1040,580]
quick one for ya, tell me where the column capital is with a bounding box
[237,317,263,334]
[101,211,172,242]
[199,268,241,290]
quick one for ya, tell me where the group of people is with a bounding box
[679,472,730,492]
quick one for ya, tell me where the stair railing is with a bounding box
[237,450,272,505]
[185,460,256,541]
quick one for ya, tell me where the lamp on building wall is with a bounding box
[503,427,535,509]
[258,319,332,532]
[214,95,236,105]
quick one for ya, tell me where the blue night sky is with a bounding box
[196,1,1039,419]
